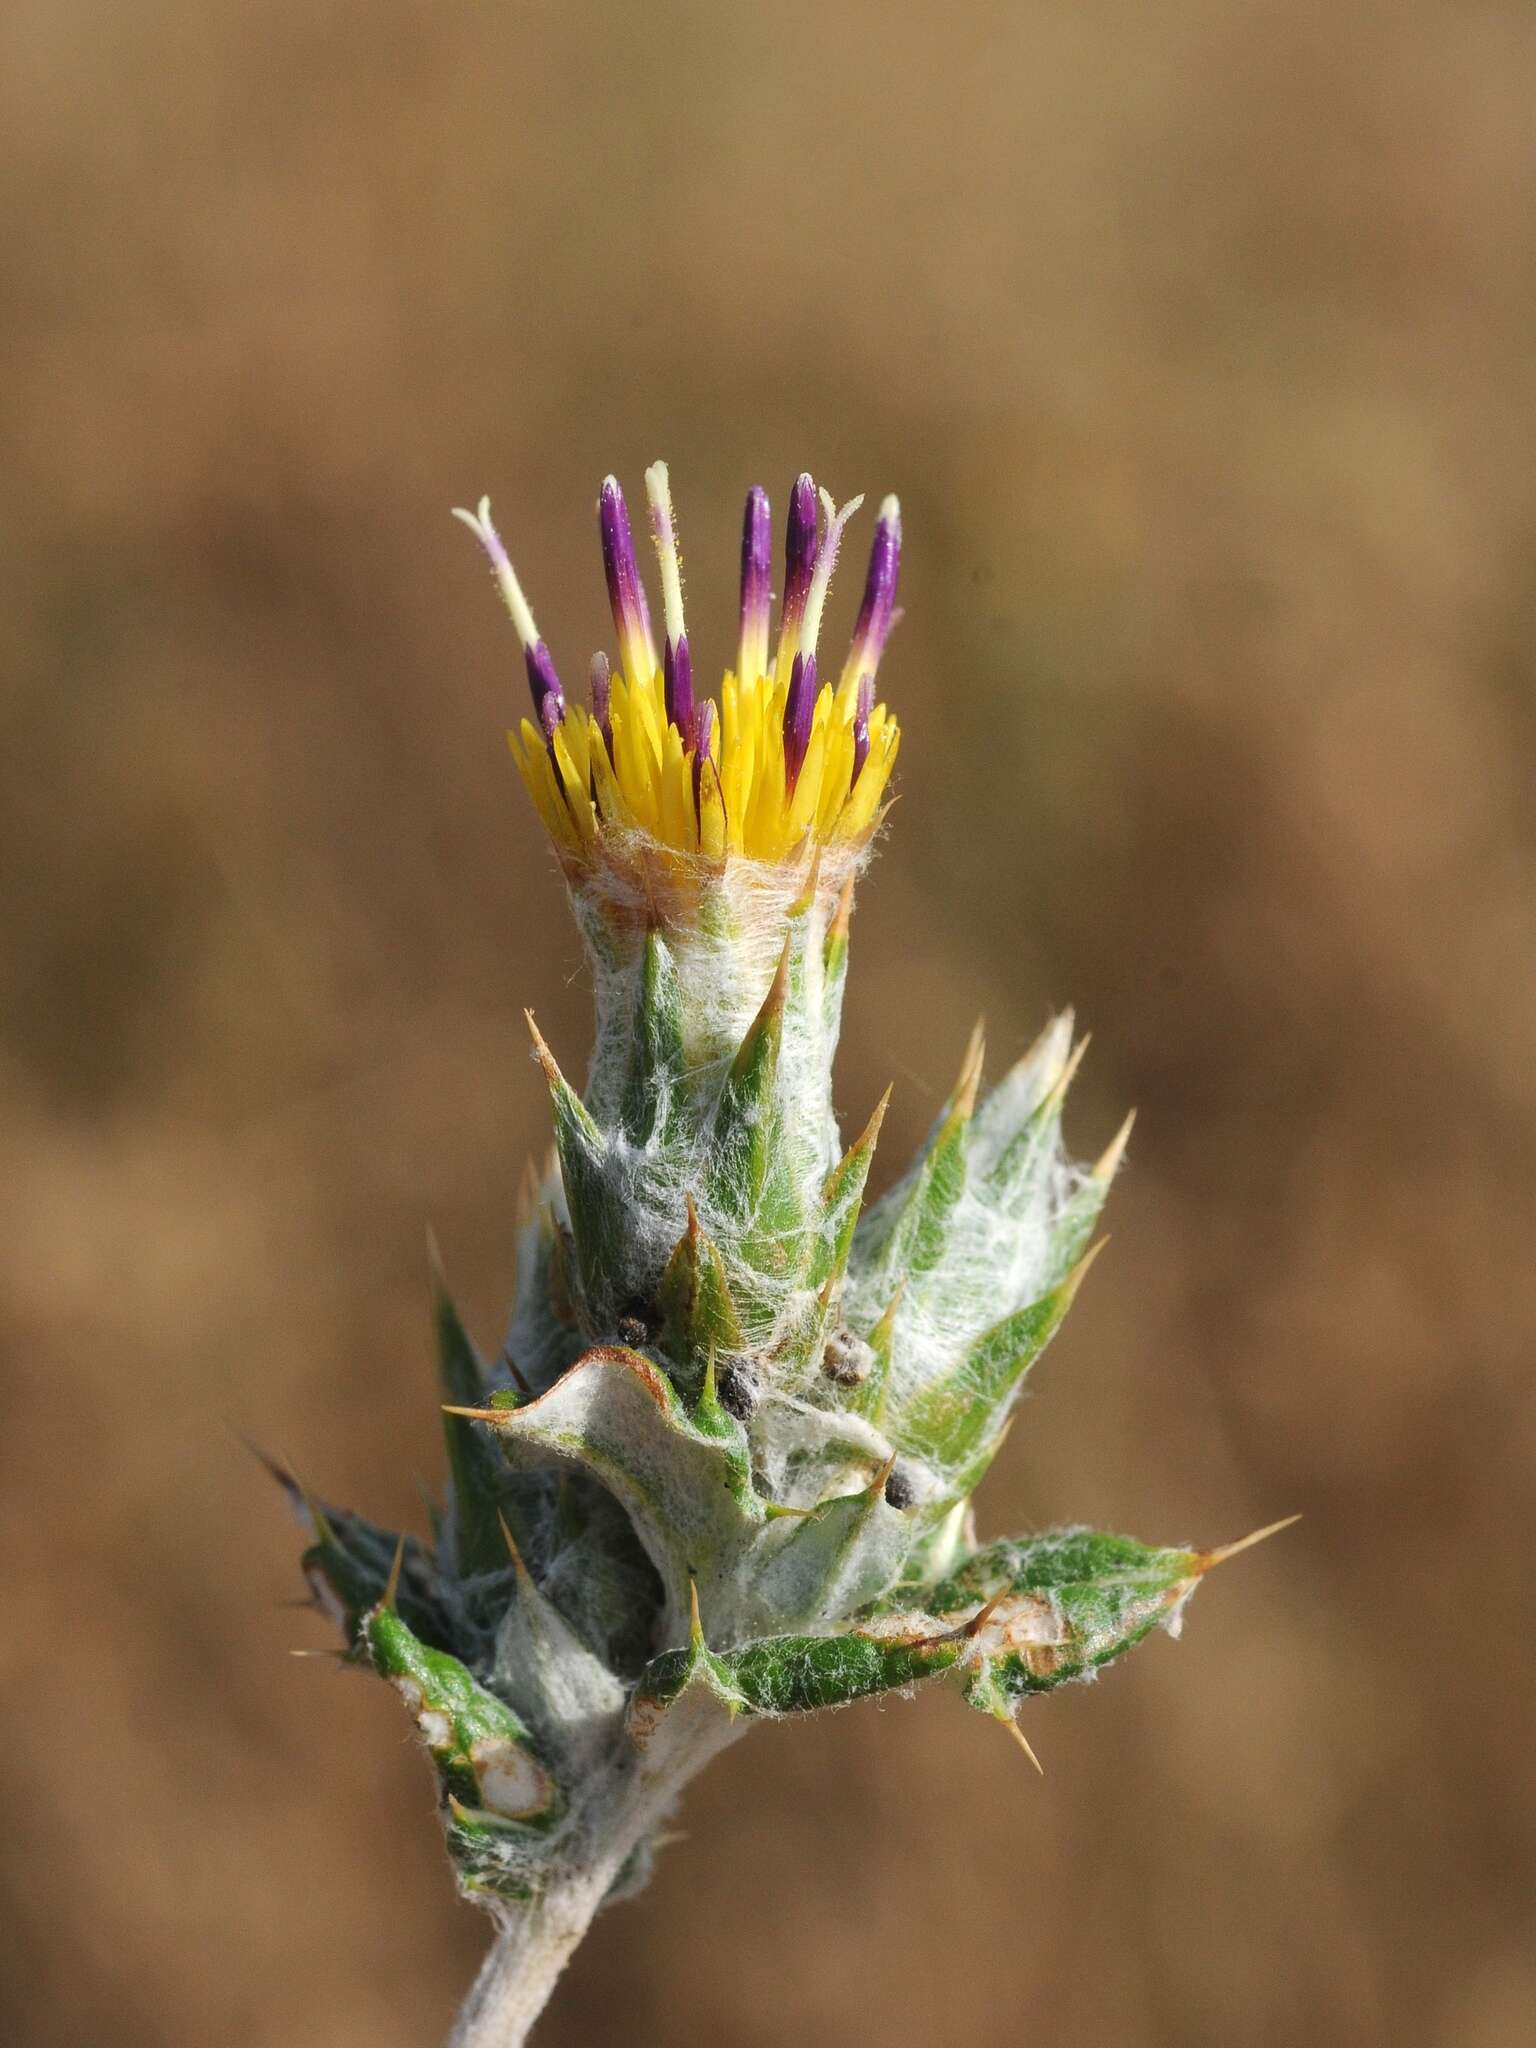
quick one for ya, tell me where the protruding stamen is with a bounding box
[851,673,874,785]
[694,697,717,761]
[839,493,902,700]
[487,465,903,867]
[783,650,817,790]
[664,633,696,742]
[526,642,565,730]
[692,699,717,809]
[599,476,658,686]
[799,489,865,663]
[737,485,772,684]
[453,498,537,645]
[773,473,819,681]
[589,651,613,752]
[453,497,565,726]
[644,460,688,654]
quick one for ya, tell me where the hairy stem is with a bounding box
[447,1871,615,2048]
[446,1714,743,2047]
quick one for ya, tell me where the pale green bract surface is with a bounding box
[281,849,1229,2041]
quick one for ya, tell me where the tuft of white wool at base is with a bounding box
[748,1390,895,1509]
[572,835,866,1110]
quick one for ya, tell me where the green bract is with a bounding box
[280,846,1253,1926]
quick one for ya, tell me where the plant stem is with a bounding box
[447,1870,615,2048]
[446,1713,743,2046]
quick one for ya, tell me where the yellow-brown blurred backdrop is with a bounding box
[4,4,1533,2044]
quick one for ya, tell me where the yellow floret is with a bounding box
[526,662,897,870]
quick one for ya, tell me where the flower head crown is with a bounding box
[454,465,901,872]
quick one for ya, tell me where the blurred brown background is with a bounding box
[4,3,1533,2044]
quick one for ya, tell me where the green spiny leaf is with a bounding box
[971,1012,1072,1155]
[690,1347,739,1439]
[526,1011,622,1314]
[982,1028,1085,1215]
[708,932,789,1209]
[811,1086,890,1293]
[847,1283,901,1423]
[623,1583,748,1767]
[746,1467,912,1632]
[892,1243,1102,1469]
[821,871,854,1041]
[460,1346,759,1627]
[634,1621,960,1721]
[366,1601,559,1826]
[927,1525,1203,1709]
[490,1515,628,1768]
[503,1186,586,1397]
[294,1489,451,1653]
[888,1495,972,1594]
[442,1799,537,1902]
[856,1025,984,1291]
[728,1627,961,1712]
[706,933,814,1286]
[535,1472,666,1679]
[657,1197,746,1384]
[1048,1110,1133,1277]
[621,927,687,1144]
[431,1265,519,1580]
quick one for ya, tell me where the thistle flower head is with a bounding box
[281,458,1265,2016]
[454,466,902,877]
